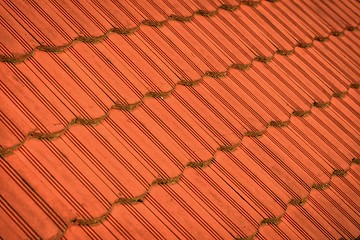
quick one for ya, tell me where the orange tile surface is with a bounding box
[0,0,359,239]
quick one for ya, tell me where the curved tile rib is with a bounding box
[1,25,358,158]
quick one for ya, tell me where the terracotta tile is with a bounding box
[315,107,359,158]
[190,15,240,68]
[63,124,154,196]
[1,0,359,239]
[243,137,309,199]
[125,0,170,22]
[190,13,252,65]
[200,75,268,132]
[180,167,263,238]
[1,63,73,135]
[229,9,274,57]
[45,0,112,38]
[136,26,202,82]
[139,97,216,162]
[331,171,360,212]
[284,1,331,37]
[250,60,311,112]
[0,212,28,240]
[0,5,38,56]
[173,84,242,146]
[254,2,302,49]
[266,126,332,185]
[256,222,302,240]
[306,193,359,239]
[102,204,179,239]
[106,109,186,179]
[144,183,234,239]
[215,10,257,62]
[281,205,335,240]
[106,33,175,93]
[5,152,76,222]
[336,0,360,27]
[0,110,23,148]
[81,0,141,29]
[1,0,78,47]
[327,34,360,76]
[0,158,61,239]
[65,224,117,240]
[9,139,119,221]
[26,52,111,119]
[261,129,316,191]
[309,1,346,30]
[170,19,228,72]
[215,149,289,216]
[233,67,292,121]
[290,112,354,171]
[59,42,145,104]
[314,188,360,236]
[293,49,348,94]
[266,2,314,43]
[211,151,287,218]
[274,54,332,103]
[159,0,194,17]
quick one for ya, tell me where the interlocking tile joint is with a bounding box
[186,158,215,168]
[332,169,347,177]
[292,110,311,117]
[352,158,360,164]
[312,101,331,108]
[297,42,313,49]
[350,83,360,89]
[289,198,307,206]
[244,130,265,138]
[269,120,289,128]
[254,55,274,63]
[311,182,330,190]
[260,216,281,225]
[276,49,294,56]
[218,143,240,152]
[151,174,182,185]
[204,71,228,78]
[314,36,330,42]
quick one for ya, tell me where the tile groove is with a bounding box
[46,82,359,240]
[0,25,358,158]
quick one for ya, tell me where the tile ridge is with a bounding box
[0,0,354,64]
[1,25,358,158]
[236,157,360,240]
[44,82,359,240]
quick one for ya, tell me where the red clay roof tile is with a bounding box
[0,0,359,239]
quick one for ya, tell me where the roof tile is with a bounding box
[0,0,359,239]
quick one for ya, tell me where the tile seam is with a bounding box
[45,82,359,240]
[0,0,349,64]
[1,25,358,158]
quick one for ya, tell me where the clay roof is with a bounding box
[0,0,359,239]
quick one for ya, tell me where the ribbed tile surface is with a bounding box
[0,0,359,239]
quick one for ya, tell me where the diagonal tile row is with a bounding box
[0,1,359,239]
[1,68,359,239]
[1,24,359,158]
[0,0,276,63]
[0,0,358,63]
[1,0,359,154]
[54,89,359,239]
